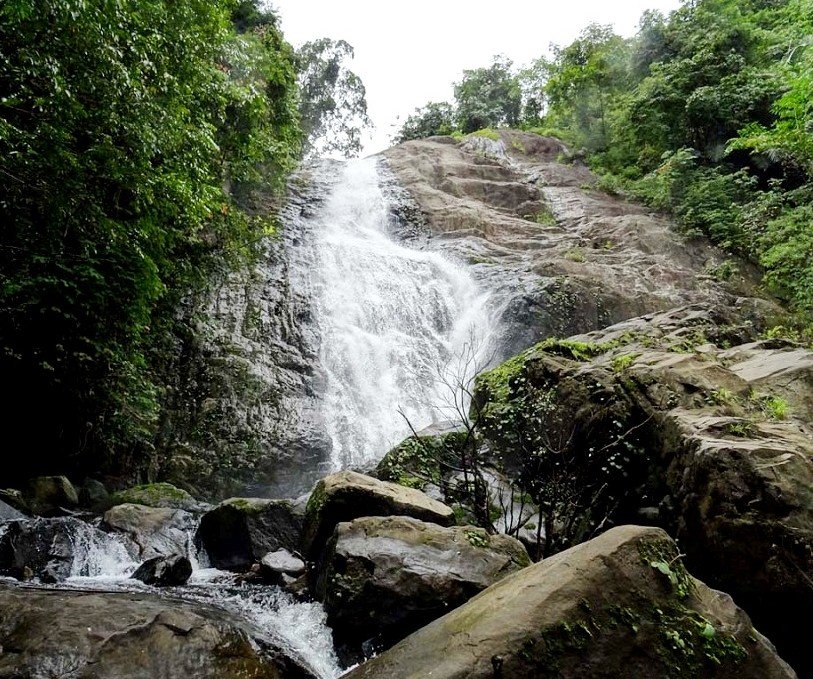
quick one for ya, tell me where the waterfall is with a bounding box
[308,158,496,470]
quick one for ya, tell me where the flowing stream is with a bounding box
[308,158,496,470]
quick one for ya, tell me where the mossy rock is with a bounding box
[375,432,468,491]
[109,483,200,511]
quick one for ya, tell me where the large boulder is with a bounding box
[103,503,196,560]
[197,498,303,571]
[316,516,530,654]
[345,525,794,679]
[301,471,455,559]
[132,554,193,586]
[470,304,813,674]
[0,517,132,582]
[25,476,79,516]
[0,584,315,679]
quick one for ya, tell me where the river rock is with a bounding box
[0,499,25,522]
[315,515,530,653]
[345,525,795,679]
[78,478,109,510]
[132,554,192,586]
[301,470,455,559]
[0,584,316,679]
[0,488,30,515]
[102,503,196,560]
[260,549,306,584]
[197,497,303,571]
[0,517,114,582]
[25,475,79,516]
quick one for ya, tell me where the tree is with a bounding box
[395,102,457,143]
[454,56,522,133]
[295,38,372,157]
[0,0,301,482]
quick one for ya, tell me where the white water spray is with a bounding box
[311,158,495,470]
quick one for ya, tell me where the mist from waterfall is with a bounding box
[310,158,496,471]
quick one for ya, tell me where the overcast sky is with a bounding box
[272,0,684,155]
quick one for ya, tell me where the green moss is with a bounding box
[110,482,193,508]
[475,350,530,406]
[377,431,467,490]
[468,127,500,141]
[611,353,637,373]
[534,337,618,362]
[638,539,694,600]
[305,482,327,516]
[563,248,586,262]
[464,528,489,548]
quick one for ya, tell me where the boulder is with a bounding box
[0,517,130,582]
[197,498,303,571]
[0,499,25,522]
[79,478,109,511]
[0,584,315,679]
[260,549,306,584]
[301,471,455,559]
[315,516,530,653]
[0,488,30,515]
[345,525,794,679]
[25,476,79,516]
[471,304,813,674]
[132,554,192,586]
[103,503,196,560]
[109,482,205,512]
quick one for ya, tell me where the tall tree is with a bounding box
[296,38,372,157]
[454,56,522,133]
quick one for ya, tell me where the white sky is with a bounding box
[272,0,684,155]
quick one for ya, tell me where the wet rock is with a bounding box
[0,584,316,679]
[132,554,192,586]
[197,498,303,571]
[260,549,306,584]
[315,515,530,653]
[301,471,455,559]
[345,526,795,679]
[25,476,79,516]
[0,489,29,515]
[0,499,25,522]
[0,517,118,582]
[383,132,782,362]
[102,503,196,560]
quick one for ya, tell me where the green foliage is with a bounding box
[295,38,371,157]
[455,56,521,134]
[0,0,301,481]
[395,102,457,143]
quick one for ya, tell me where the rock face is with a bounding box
[197,497,303,570]
[0,518,127,582]
[103,503,196,560]
[301,471,455,559]
[471,303,813,674]
[132,554,193,586]
[0,584,315,679]
[155,162,341,500]
[0,499,25,521]
[315,516,530,652]
[25,476,79,516]
[345,525,795,679]
[383,131,779,361]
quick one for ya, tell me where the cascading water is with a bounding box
[309,158,496,470]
